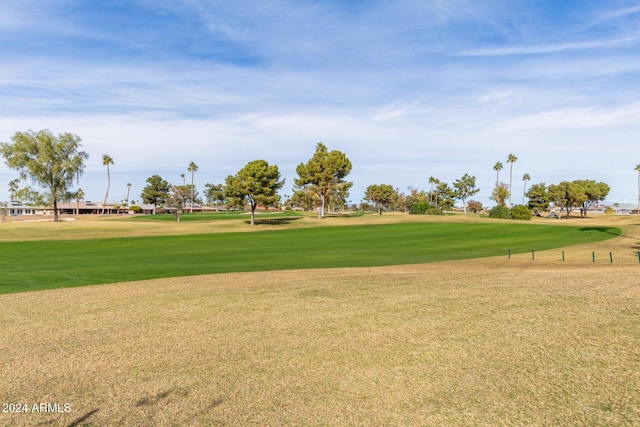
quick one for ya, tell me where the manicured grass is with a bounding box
[0,222,621,294]
[128,210,304,222]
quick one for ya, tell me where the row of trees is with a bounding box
[363,174,480,215]
[525,180,610,218]
[1,130,636,223]
[140,143,347,225]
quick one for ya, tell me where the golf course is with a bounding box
[1,212,639,426]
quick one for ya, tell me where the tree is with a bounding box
[547,181,586,218]
[101,154,114,215]
[15,186,49,206]
[526,183,549,213]
[122,183,132,215]
[507,153,517,206]
[295,143,352,219]
[467,200,483,213]
[225,160,284,225]
[0,129,89,222]
[428,176,438,204]
[490,183,509,207]
[75,188,85,215]
[522,173,531,205]
[436,181,455,211]
[141,175,170,214]
[575,180,609,218]
[635,164,640,215]
[188,161,198,213]
[453,173,479,213]
[493,162,503,188]
[289,188,316,211]
[204,183,226,207]
[364,184,396,215]
[428,177,441,207]
[8,178,20,200]
[167,184,190,221]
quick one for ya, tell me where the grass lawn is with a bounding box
[128,209,306,222]
[0,222,621,294]
[2,260,639,426]
[1,215,638,426]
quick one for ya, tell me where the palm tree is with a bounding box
[635,164,640,215]
[188,161,198,213]
[102,154,114,215]
[522,173,530,205]
[428,176,437,204]
[75,188,84,215]
[493,162,503,188]
[507,153,517,206]
[181,173,186,185]
[125,183,131,215]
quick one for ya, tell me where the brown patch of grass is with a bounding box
[2,256,640,426]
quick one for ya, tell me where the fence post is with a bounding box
[562,250,564,262]
[531,249,535,260]
[592,251,595,263]
[508,249,510,259]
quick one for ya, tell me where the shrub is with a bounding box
[129,205,143,213]
[489,205,511,219]
[425,206,444,215]
[409,202,428,215]
[409,202,443,215]
[510,204,532,220]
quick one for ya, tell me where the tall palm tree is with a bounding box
[102,154,114,215]
[75,188,84,215]
[507,153,517,206]
[522,173,530,205]
[188,161,198,213]
[428,176,437,204]
[493,162,503,188]
[635,164,640,215]
[181,173,186,185]
[125,183,131,215]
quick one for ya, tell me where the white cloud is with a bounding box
[499,103,640,132]
[460,37,638,56]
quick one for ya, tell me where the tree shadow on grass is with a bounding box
[244,216,303,225]
[65,408,99,427]
[578,226,634,238]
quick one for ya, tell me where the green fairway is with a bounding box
[0,222,621,294]
[128,210,305,222]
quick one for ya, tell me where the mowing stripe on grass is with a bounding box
[0,222,621,294]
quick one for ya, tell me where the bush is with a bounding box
[409,202,428,214]
[510,204,532,220]
[425,206,444,215]
[409,202,443,215]
[129,205,143,213]
[489,205,511,219]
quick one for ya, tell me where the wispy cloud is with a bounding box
[460,37,638,56]
[499,103,640,132]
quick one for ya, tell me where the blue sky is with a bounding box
[1,0,639,206]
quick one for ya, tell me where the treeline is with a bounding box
[2,129,621,224]
[525,180,610,218]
